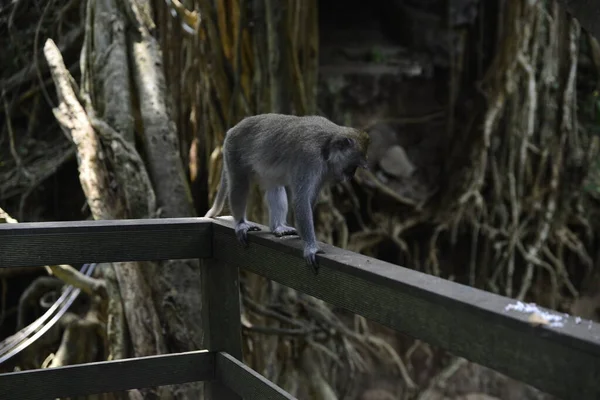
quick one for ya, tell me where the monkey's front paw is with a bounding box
[272,225,298,237]
[235,222,261,246]
[303,246,323,275]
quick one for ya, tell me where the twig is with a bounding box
[306,339,344,368]
[243,295,306,328]
[417,357,468,400]
[516,53,537,194]
[242,323,316,337]
[469,208,482,287]
[515,241,559,305]
[426,225,445,277]
[355,169,419,208]
[164,0,200,33]
[47,264,106,298]
[34,0,57,111]
[542,246,578,298]
[0,140,75,201]
[2,91,32,180]
[364,335,416,390]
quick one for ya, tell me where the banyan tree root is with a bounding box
[465,1,590,304]
[240,287,416,398]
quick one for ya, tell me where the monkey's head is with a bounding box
[325,129,371,182]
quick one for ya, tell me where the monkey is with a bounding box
[204,113,370,272]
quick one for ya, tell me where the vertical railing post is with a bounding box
[201,255,244,400]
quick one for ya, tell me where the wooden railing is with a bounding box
[0,217,599,400]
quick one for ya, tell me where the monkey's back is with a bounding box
[224,114,347,188]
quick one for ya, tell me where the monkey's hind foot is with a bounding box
[235,221,261,246]
[272,225,298,237]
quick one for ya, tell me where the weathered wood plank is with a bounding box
[0,218,212,268]
[201,257,244,400]
[0,350,214,400]
[211,217,600,400]
[216,352,297,400]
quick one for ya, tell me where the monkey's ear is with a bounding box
[333,137,354,150]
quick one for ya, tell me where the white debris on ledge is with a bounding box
[504,301,565,328]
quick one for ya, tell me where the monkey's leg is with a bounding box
[266,186,298,237]
[228,171,261,245]
[292,186,323,273]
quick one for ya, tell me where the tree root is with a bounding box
[48,264,106,298]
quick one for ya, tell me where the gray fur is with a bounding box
[204,113,369,272]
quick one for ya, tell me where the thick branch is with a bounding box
[124,0,195,218]
[83,0,135,142]
[43,38,122,220]
[49,264,106,298]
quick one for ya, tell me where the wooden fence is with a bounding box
[0,217,599,399]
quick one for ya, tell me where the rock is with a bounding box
[366,123,398,170]
[379,145,416,178]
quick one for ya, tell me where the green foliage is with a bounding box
[369,46,386,63]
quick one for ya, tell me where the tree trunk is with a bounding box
[43,0,207,398]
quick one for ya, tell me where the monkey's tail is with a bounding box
[204,167,228,218]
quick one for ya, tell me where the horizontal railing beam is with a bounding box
[0,218,212,268]
[211,217,600,400]
[216,352,297,400]
[4,216,600,398]
[0,350,214,400]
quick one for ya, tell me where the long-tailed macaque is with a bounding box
[205,114,370,272]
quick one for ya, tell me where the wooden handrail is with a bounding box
[0,217,212,268]
[0,351,214,400]
[211,216,600,400]
[0,216,599,399]
[0,350,296,400]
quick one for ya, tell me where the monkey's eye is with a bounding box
[335,137,355,150]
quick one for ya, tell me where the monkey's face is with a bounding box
[329,136,369,182]
[342,165,359,181]
[345,154,368,180]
